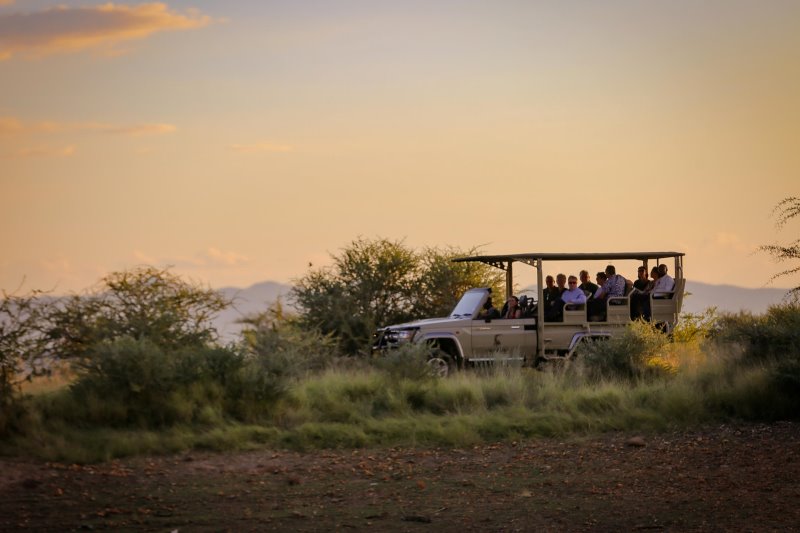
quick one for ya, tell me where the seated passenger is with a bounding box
[633,266,649,292]
[503,296,522,319]
[631,267,659,320]
[543,275,560,308]
[546,275,587,321]
[588,265,626,320]
[653,264,675,297]
[478,297,500,319]
[556,273,567,294]
[594,271,607,297]
[579,269,599,299]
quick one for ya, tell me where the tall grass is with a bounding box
[3,305,800,462]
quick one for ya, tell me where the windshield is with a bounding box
[450,290,487,318]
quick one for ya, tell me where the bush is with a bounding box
[575,321,674,382]
[372,343,436,381]
[68,337,243,427]
[239,302,338,379]
[715,303,800,363]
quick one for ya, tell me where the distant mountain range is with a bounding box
[212,280,793,341]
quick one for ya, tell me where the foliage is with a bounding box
[575,320,674,381]
[67,337,245,427]
[47,266,230,361]
[672,307,719,343]
[372,343,436,382]
[760,196,800,295]
[0,290,51,428]
[238,299,338,380]
[292,238,503,354]
[714,303,800,362]
[414,245,505,318]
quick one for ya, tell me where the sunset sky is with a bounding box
[2,1,799,294]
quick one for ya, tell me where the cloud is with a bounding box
[133,248,249,269]
[99,123,177,136]
[2,145,76,159]
[0,116,177,137]
[0,3,212,60]
[712,232,752,254]
[229,142,293,154]
[0,1,14,6]
[204,247,248,267]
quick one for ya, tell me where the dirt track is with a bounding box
[2,422,799,532]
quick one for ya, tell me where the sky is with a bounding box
[1,0,799,294]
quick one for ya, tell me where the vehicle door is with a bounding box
[470,317,535,359]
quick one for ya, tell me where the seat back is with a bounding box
[606,296,630,324]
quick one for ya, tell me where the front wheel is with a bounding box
[427,350,454,378]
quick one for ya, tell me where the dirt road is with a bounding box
[2,422,799,532]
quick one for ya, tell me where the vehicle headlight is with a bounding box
[395,329,417,343]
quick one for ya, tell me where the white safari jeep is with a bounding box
[372,252,685,376]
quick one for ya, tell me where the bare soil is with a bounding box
[2,422,799,532]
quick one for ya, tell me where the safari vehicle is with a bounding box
[372,252,685,375]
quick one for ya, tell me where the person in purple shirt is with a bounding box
[589,265,626,320]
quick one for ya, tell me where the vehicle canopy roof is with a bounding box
[453,251,684,263]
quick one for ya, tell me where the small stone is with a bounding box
[626,436,646,447]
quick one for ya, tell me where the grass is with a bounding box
[3,308,799,463]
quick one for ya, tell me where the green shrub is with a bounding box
[373,343,436,381]
[716,303,800,362]
[673,307,719,343]
[69,337,231,426]
[575,321,673,381]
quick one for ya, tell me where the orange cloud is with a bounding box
[133,248,249,269]
[0,116,177,137]
[0,3,212,60]
[2,145,76,159]
[229,142,293,154]
[0,1,14,6]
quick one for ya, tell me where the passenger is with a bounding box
[631,267,659,319]
[594,272,607,298]
[633,266,649,292]
[479,297,500,319]
[588,265,626,320]
[543,275,560,308]
[653,264,675,297]
[546,275,588,321]
[556,273,567,294]
[503,296,522,319]
[631,267,661,322]
[579,270,598,299]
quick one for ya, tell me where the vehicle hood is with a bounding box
[381,316,468,330]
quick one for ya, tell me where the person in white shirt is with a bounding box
[652,264,675,297]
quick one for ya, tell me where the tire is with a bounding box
[427,349,454,378]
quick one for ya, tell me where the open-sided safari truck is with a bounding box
[372,251,685,376]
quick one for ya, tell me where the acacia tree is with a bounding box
[760,197,800,295]
[292,238,419,355]
[415,246,505,318]
[47,266,231,361]
[292,238,504,355]
[0,290,50,413]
